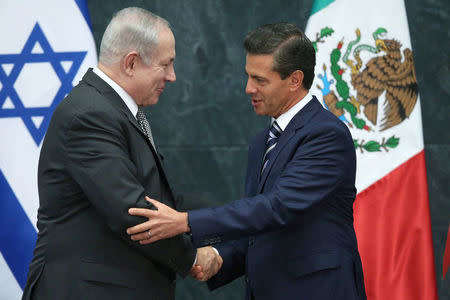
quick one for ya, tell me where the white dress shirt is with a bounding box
[274,92,314,130]
[92,67,138,119]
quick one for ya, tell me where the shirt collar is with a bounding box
[273,92,313,131]
[92,66,139,119]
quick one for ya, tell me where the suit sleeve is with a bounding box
[207,238,248,290]
[64,108,195,277]
[189,123,354,247]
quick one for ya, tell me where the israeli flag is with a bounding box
[0,0,97,298]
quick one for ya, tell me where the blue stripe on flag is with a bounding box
[310,0,335,15]
[74,0,93,31]
[0,170,37,289]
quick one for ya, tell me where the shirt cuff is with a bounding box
[192,250,198,267]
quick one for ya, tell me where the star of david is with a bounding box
[0,22,87,145]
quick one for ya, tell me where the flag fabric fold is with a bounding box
[0,0,97,298]
[305,0,438,299]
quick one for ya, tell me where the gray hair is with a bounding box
[99,7,170,66]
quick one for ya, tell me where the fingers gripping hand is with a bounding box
[189,265,204,280]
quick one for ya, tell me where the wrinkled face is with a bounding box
[245,54,291,118]
[133,26,176,106]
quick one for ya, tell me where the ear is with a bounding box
[289,70,304,91]
[122,51,139,76]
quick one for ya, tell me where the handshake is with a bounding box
[190,246,223,281]
[126,196,223,281]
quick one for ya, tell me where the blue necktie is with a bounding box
[261,120,282,175]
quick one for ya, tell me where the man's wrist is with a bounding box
[182,212,190,233]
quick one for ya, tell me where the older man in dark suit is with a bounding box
[22,7,221,300]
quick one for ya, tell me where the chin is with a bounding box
[254,109,268,116]
[144,98,160,106]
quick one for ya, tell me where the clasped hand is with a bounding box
[127,196,222,281]
[191,246,223,281]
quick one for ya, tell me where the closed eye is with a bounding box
[253,76,267,85]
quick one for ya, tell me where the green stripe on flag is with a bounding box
[310,0,335,15]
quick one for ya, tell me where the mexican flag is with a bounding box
[305,0,438,299]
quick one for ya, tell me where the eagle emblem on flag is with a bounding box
[312,27,418,153]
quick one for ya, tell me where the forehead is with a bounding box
[154,26,175,59]
[158,26,175,45]
[245,54,275,75]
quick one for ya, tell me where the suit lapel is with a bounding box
[82,69,150,140]
[257,97,322,193]
[252,130,268,184]
[81,68,167,176]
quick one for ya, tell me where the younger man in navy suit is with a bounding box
[127,22,366,300]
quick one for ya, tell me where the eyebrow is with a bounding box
[250,74,266,81]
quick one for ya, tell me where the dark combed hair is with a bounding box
[244,22,316,89]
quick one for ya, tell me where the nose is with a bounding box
[245,78,256,95]
[165,64,176,82]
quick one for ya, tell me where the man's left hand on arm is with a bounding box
[127,196,189,244]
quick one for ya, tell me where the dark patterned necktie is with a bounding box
[261,120,282,175]
[136,107,156,149]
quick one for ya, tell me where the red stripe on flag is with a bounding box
[354,150,437,300]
